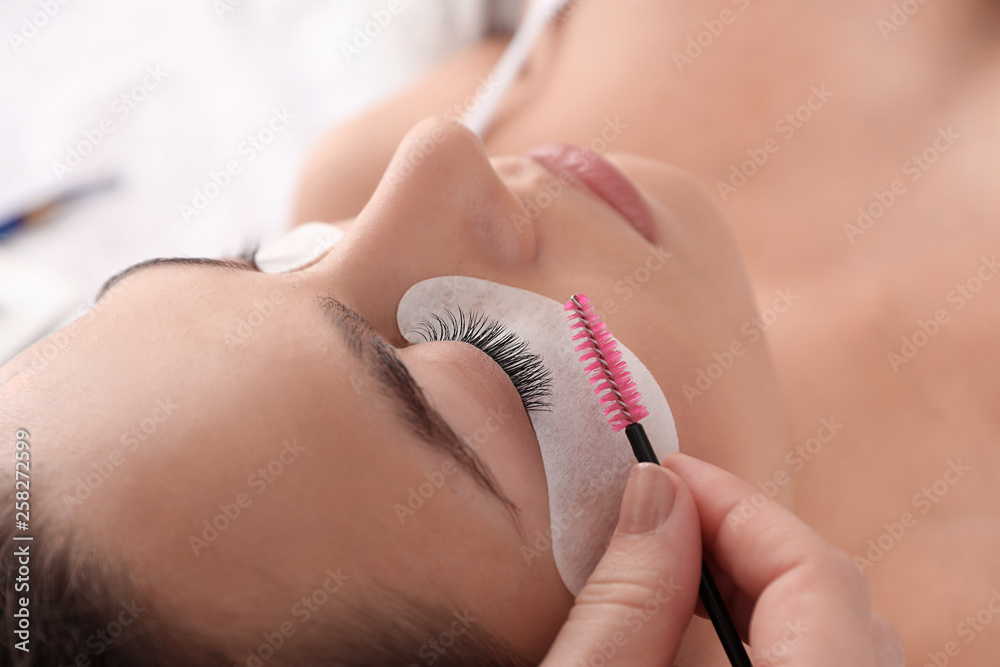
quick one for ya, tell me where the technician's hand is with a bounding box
[539,454,905,666]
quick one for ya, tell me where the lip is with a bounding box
[524,143,659,244]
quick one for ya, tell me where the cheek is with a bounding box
[399,344,573,656]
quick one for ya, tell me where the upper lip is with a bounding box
[524,143,659,244]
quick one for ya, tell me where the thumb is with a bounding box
[541,463,702,667]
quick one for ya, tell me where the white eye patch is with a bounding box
[255,222,344,274]
[397,276,678,595]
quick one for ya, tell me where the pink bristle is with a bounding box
[564,293,650,431]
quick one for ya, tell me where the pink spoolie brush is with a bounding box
[564,293,657,462]
[564,293,753,667]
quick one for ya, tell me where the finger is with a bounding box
[541,463,702,667]
[662,452,878,666]
[691,557,743,623]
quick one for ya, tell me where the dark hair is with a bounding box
[0,501,535,666]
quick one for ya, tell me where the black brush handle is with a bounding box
[624,423,752,667]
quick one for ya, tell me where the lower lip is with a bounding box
[525,144,658,244]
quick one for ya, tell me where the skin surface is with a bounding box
[1,116,787,662]
[292,1,1000,664]
[3,0,996,663]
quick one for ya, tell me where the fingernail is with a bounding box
[617,463,676,535]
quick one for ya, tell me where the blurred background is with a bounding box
[0,0,522,365]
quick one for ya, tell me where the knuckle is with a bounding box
[575,572,673,616]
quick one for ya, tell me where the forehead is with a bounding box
[5,264,355,511]
[5,264,448,568]
[81,261,334,373]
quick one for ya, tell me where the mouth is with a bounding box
[524,143,659,244]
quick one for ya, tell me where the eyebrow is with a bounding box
[94,256,522,527]
[316,295,522,528]
[96,257,255,301]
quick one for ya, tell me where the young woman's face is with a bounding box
[2,117,783,660]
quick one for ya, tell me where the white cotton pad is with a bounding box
[397,276,678,595]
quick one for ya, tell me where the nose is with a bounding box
[319,117,537,342]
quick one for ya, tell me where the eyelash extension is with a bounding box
[409,308,553,414]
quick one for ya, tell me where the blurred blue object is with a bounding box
[0,175,119,241]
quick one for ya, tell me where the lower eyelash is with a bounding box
[409,308,553,414]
